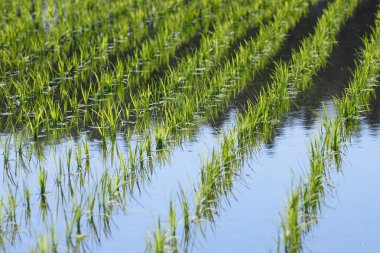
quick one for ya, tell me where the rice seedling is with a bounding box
[278,4,380,252]
[38,0,305,197]
[24,185,31,223]
[0,0,232,120]
[2,135,12,182]
[147,219,168,253]
[179,187,191,249]
[4,189,19,245]
[0,198,5,251]
[143,0,361,250]
[168,201,179,253]
[39,166,49,220]
[108,0,315,171]
[5,0,315,250]
[1,0,378,252]
[1,0,165,73]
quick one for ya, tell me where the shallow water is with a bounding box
[195,115,317,253]
[304,122,380,253]
[1,0,380,252]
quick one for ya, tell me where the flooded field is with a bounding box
[0,0,379,252]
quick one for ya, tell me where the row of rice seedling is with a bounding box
[143,0,360,251]
[279,5,380,252]
[1,0,209,123]
[50,0,313,170]
[0,0,280,241]
[1,0,191,87]
[76,0,316,213]
[8,2,308,243]
[128,0,282,121]
[1,1,316,248]
[0,0,311,217]
[0,0,239,137]
[0,0,372,249]
[84,0,283,145]
[1,0,142,68]
[0,0,273,153]
[126,0,318,154]
[100,0,244,89]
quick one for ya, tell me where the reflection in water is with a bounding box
[198,108,380,253]
[0,0,380,252]
[303,124,380,253]
[0,124,220,252]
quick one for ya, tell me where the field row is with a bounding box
[0,0,379,252]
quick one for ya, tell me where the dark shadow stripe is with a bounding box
[295,0,379,130]
[208,0,331,132]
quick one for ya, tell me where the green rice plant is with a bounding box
[30,234,51,253]
[125,0,280,126]
[75,141,83,173]
[51,218,58,253]
[280,190,301,253]
[73,199,84,237]
[155,123,169,150]
[0,198,4,251]
[4,189,19,244]
[3,135,12,182]
[148,219,168,253]
[15,129,30,171]
[83,139,90,172]
[85,186,99,243]
[0,1,372,252]
[278,3,380,252]
[179,187,191,248]
[24,185,31,223]
[0,0,272,147]
[29,218,57,253]
[169,201,178,253]
[145,0,360,250]
[39,166,48,220]
[120,0,313,170]
[1,0,233,135]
